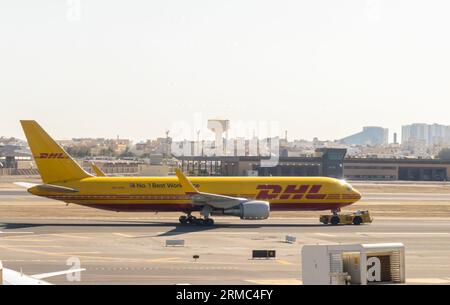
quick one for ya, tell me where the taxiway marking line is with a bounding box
[276,259,294,266]
[57,252,101,255]
[156,232,259,235]
[314,233,336,237]
[357,232,450,236]
[147,257,184,263]
[0,245,63,248]
[0,231,34,234]
[245,279,302,285]
[114,233,136,238]
[51,234,91,239]
[0,239,50,242]
[407,278,450,284]
[0,244,185,264]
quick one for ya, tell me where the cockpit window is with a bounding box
[339,180,353,192]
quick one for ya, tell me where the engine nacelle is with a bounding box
[241,200,270,219]
[218,201,270,220]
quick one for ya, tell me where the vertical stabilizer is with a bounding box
[20,120,92,183]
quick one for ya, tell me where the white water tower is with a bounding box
[207,119,230,155]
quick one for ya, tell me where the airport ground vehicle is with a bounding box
[320,210,373,225]
[17,120,362,226]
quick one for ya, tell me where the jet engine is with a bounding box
[216,201,270,220]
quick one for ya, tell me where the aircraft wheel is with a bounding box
[194,218,205,226]
[179,215,188,224]
[204,218,214,226]
[186,215,197,224]
[330,216,340,225]
[353,216,362,225]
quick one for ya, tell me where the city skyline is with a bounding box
[2,121,450,144]
[3,121,449,161]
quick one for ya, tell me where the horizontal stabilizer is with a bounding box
[37,184,79,193]
[14,182,39,189]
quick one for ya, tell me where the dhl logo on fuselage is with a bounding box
[255,184,326,200]
[35,153,67,159]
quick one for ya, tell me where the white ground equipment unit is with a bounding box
[302,243,405,285]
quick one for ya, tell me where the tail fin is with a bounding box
[20,120,92,184]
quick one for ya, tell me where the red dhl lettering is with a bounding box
[279,185,310,200]
[255,185,283,200]
[36,153,66,159]
[256,184,325,200]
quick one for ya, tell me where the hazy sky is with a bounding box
[1,1,450,142]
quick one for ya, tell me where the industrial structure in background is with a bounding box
[178,150,450,181]
[178,148,347,178]
[2,120,450,181]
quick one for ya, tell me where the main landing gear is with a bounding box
[179,214,215,226]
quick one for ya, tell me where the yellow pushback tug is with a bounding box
[320,210,373,225]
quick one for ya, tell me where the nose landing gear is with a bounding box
[332,208,341,215]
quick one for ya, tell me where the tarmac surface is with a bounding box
[0,181,450,285]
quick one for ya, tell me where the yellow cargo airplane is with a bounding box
[18,120,361,226]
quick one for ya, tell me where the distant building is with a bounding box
[340,127,389,146]
[134,137,172,157]
[177,148,347,179]
[402,123,450,146]
[344,158,450,181]
[175,153,450,181]
[315,148,347,178]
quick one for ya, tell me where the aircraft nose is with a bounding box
[352,188,362,200]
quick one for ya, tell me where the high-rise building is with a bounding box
[340,127,389,146]
[402,123,450,146]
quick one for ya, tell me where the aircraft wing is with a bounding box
[2,268,52,285]
[1,260,85,285]
[175,169,247,209]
